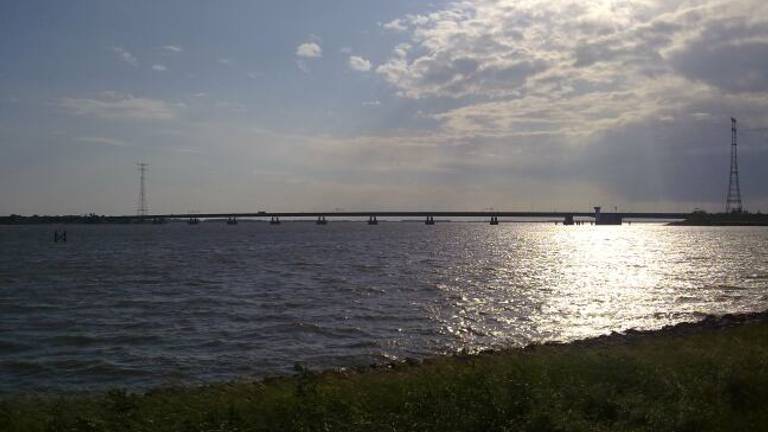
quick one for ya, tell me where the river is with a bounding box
[1,222,767,392]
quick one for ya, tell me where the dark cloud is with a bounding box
[475,60,549,88]
[672,18,768,93]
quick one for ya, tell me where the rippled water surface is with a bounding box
[1,222,767,392]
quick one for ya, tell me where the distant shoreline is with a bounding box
[668,212,768,226]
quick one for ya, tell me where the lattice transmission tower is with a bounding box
[725,117,743,213]
[137,162,149,217]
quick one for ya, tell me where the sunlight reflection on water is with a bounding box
[432,224,768,350]
[1,222,767,391]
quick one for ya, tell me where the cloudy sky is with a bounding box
[1,0,767,215]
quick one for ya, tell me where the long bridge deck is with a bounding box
[122,211,689,222]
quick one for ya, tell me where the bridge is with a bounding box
[125,208,690,226]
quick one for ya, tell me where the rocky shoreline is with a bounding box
[564,310,768,347]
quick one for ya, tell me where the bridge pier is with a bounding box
[425,215,435,225]
[226,217,238,225]
[187,217,199,225]
[269,216,280,225]
[367,215,378,225]
[563,215,575,226]
[594,207,622,225]
[490,215,499,225]
[316,216,327,225]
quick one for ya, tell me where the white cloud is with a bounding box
[218,58,233,65]
[382,14,429,32]
[161,45,183,53]
[58,91,179,121]
[375,43,410,91]
[111,47,138,67]
[339,47,353,54]
[362,100,381,106]
[296,42,322,58]
[348,55,372,72]
[152,64,167,72]
[375,0,768,139]
[382,18,407,32]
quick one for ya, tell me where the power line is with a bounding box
[137,162,149,217]
[725,118,743,213]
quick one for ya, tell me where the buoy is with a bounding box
[54,229,67,243]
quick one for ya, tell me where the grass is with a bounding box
[2,318,768,432]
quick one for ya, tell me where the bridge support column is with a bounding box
[425,216,435,225]
[226,217,238,225]
[368,215,378,225]
[316,216,327,225]
[490,215,499,225]
[594,207,622,225]
[269,216,280,225]
[188,217,199,225]
[563,215,574,226]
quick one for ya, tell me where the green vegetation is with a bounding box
[0,214,141,224]
[670,210,768,226]
[3,317,768,432]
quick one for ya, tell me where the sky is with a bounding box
[1,0,767,215]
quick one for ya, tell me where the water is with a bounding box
[1,222,767,392]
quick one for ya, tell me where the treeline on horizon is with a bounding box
[0,214,145,224]
[671,209,768,226]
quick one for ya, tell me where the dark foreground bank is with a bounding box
[3,312,768,432]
